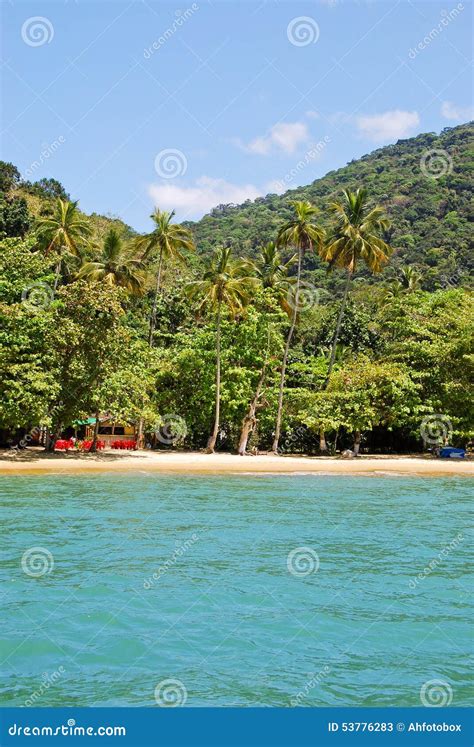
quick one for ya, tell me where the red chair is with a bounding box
[55,439,74,451]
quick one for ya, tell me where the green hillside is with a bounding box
[2,122,472,294]
[1,125,473,454]
[186,122,474,292]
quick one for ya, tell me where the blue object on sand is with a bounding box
[440,447,465,458]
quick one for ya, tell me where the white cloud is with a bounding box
[148,176,263,219]
[265,179,287,195]
[239,121,310,155]
[356,110,420,142]
[441,101,474,121]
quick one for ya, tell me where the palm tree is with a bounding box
[187,246,256,453]
[272,201,325,453]
[254,241,297,316]
[399,265,421,291]
[385,266,422,302]
[235,244,295,456]
[36,199,91,290]
[321,188,392,384]
[135,209,194,345]
[78,228,145,294]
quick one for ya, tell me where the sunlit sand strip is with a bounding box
[0,450,473,477]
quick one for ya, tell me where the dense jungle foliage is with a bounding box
[0,123,472,454]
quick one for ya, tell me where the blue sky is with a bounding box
[2,0,472,230]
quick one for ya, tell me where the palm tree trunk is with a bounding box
[239,326,270,455]
[148,249,163,346]
[319,270,351,453]
[353,429,361,456]
[325,268,352,385]
[207,302,222,453]
[238,363,267,456]
[53,260,61,293]
[136,418,144,450]
[89,410,100,453]
[45,423,61,452]
[272,250,302,453]
[137,250,165,446]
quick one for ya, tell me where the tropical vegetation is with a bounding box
[0,123,472,454]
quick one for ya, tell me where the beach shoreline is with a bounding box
[0,449,472,476]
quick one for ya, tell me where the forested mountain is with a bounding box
[2,123,472,293]
[0,123,472,454]
[186,122,473,292]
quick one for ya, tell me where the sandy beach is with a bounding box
[0,448,472,476]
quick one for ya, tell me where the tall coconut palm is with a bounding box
[321,188,392,384]
[272,201,325,453]
[135,209,195,345]
[36,199,91,290]
[78,228,145,294]
[236,244,295,456]
[187,246,256,453]
[254,241,297,316]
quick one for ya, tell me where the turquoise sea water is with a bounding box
[1,474,472,707]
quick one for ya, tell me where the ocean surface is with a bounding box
[1,473,472,707]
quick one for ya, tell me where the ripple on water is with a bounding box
[1,474,472,706]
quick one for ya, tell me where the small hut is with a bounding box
[75,416,136,447]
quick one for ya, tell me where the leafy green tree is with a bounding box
[0,162,22,193]
[26,177,69,201]
[42,282,126,450]
[0,196,31,238]
[378,289,474,443]
[90,334,160,448]
[0,238,59,441]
